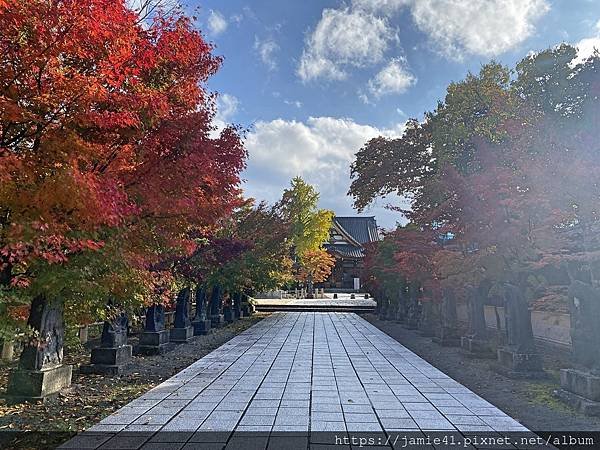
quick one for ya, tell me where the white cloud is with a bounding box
[410,0,550,59]
[254,37,279,71]
[351,0,409,14]
[298,7,397,81]
[243,117,405,227]
[284,100,303,108]
[207,10,228,36]
[368,57,416,98]
[572,20,600,66]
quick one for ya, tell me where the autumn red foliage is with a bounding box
[0,0,246,328]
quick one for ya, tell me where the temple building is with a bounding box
[321,216,380,290]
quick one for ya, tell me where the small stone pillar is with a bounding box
[78,326,89,344]
[170,288,193,343]
[433,287,460,346]
[556,280,600,415]
[7,295,72,403]
[1,340,14,361]
[192,286,211,336]
[137,304,170,355]
[495,283,544,378]
[461,282,494,358]
[209,285,225,328]
[81,313,132,375]
[232,292,244,320]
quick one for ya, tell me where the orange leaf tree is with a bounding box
[0,0,246,333]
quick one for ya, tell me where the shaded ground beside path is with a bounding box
[364,314,600,431]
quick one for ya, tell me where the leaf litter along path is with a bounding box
[63,312,543,450]
[0,314,267,438]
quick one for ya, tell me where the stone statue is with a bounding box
[174,288,192,329]
[8,295,72,401]
[194,286,208,321]
[232,292,243,319]
[441,287,458,329]
[567,280,600,373]
[210,284,222,316]
[503,283,536,353]
[100,312,128,349]
[19,295,64,371]
[465,283,487,339]
[144,304,165,332]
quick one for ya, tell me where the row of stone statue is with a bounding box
[5,284,254,403]
[374,278,600,416]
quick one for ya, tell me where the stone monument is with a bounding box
[404,283,420,329]
[81,312,131,375]
[377,293,389,321]
[209,284,225,328]
[170,288,193,343]
[556,279,600,415]
[433,287,460,346]
[223,294,235,324]
[232,292,244,320]
[495,283,544,378]
[7,295,72,402]
[137,304,171,355]
[461,282,495,358]
[192,286,211,336]
[394,288,407,323]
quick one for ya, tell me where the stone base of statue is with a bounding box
[80,345,132,375]
[433,328,460,347]
[7,365,72,403]
[223,307,235,324]
[192,319,211,336]
[170,326,193,343]
[461,336,495,358]
[211,314,225,328]
[555,388,600,416]
[493,347,546,378]
[136,330,172,355]
[554,369,600,416]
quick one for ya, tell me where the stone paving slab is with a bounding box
[63,313,534,450]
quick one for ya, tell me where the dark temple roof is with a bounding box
[334,216,379,244]
[324,216,380,259]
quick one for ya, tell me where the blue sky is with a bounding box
[186,0,599,229]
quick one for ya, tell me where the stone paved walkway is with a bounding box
[253,297,376,312]
[63,313,531,449]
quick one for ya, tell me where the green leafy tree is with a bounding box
[278,177,334,293]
